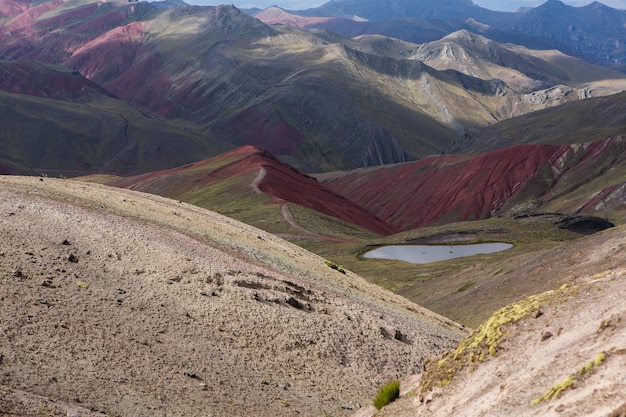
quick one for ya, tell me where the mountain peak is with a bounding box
[538,0,566,8]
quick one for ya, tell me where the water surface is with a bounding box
[362,243,513,264]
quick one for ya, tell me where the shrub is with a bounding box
[323,260,345,274]
[373,380,400,410]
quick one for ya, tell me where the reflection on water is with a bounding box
[362,243,513,264]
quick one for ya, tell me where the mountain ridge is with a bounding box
[94,145,400,236]
[4,0,626,172]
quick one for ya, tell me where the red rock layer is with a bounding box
[111,146,399,236]
[320,138,625,230]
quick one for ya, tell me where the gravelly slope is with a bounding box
[0,176,464,417]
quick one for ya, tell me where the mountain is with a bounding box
[410,29,626,95]
[318,136,626,230]
[0,176,464,416]
[299,0,511,25]
[286,0,626,66]
[85,145,399,236]
[466,90,626,152]
[0,60,232,176]
[506,0,626,65]
[4,0,626,173]
[253,6,457,44]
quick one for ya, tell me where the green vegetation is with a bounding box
[303,216,583,328]
[373,380,400,410]
[531,351,606,405]
[531,375,574,405]
[420,284,572,395]
[324,260,346,274]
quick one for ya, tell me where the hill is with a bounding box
[317,136,626,230]
[74,142,624,329]
[0,176,464,416]
[0,60,232,176]
[354,227,626,416]
[86,145,399,237]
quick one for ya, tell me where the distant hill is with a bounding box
[0,60,232,176]
[75,136,625,239]
[318,136,626,229]
[89,145,399,236]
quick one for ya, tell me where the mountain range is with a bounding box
[2,0,626,173]
[1,0,626,415]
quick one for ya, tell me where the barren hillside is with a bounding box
[352,224,626,417]
[0,176,464,417]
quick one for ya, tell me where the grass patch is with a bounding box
[531,351,607,405]
[457,281,474,292]
[373,380,400,410]
[420,284,572,396]
[324,260,345,274]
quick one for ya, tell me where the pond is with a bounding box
[361,242,513,264]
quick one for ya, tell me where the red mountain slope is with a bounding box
[106,146,399,236]
[0,60,113,100]
[318,137,626,230]
[0,0,30,18]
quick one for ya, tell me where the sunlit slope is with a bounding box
[0,176,465,416]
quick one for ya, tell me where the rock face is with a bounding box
[319,137,626,230]
[0,176,464,417]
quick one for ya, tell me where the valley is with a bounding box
[1,0,626,415]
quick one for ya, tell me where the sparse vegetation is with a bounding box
[420,284,572,396]
[531,375,574,405]
[324,260,345,274]
[531,351,607,405]
[457,281,474,292]
[373,380,400,410]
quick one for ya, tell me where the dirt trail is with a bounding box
[251,166,266,194]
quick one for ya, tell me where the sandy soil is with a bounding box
[353,225,626,417]
[0,176,464,417]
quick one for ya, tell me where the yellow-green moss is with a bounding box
[420,285,571,396]
[532,351,607,406]
[594,352,606,366]
[531,375,574,405]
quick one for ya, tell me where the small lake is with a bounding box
[362,242,513,264]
